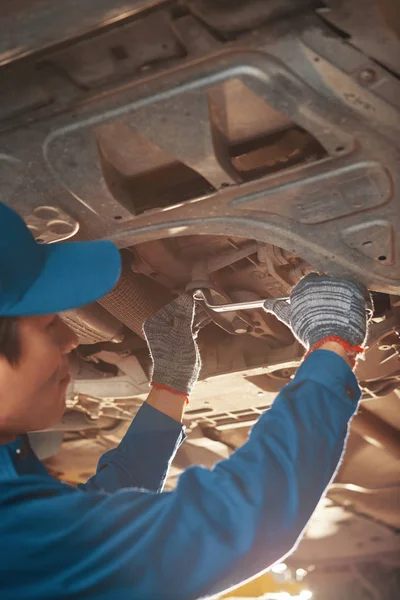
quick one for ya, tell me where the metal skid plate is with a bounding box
[1,7,400,292]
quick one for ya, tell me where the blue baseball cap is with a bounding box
[0,203,122,316]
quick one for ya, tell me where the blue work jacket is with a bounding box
[0,350,360,600]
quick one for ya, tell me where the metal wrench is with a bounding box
[193,289,289,313]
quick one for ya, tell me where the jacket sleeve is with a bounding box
[1,350,360,600]
[80,402,186,493]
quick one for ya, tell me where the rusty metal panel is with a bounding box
[0,0,168,66]
[0,8,399,292]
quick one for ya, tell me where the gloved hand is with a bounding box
[263,274,369,350]
[143,294,208,396]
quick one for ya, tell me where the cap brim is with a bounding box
[6,240,121,316]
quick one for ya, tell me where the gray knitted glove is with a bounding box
[263,274,369,349]
[143,294,203,396]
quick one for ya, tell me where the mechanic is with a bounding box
[0,201,369,600]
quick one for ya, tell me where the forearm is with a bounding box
[81,402,185,493]
[145,386,187,423]
[319,341,353,367]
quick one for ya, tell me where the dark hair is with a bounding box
[0,317,21,364]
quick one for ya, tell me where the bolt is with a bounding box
[359,67,377,84]
[379,344,392,351]
[372,316,385,323]
[232,318,249,334]
[111,332,125,343]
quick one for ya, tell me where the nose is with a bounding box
[56,317,79,354]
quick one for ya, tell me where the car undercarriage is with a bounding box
[1,1,400,597]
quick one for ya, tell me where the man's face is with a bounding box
[0,315,78,438]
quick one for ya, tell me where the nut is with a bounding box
[232,317,249,334]
[358,67,377,84]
